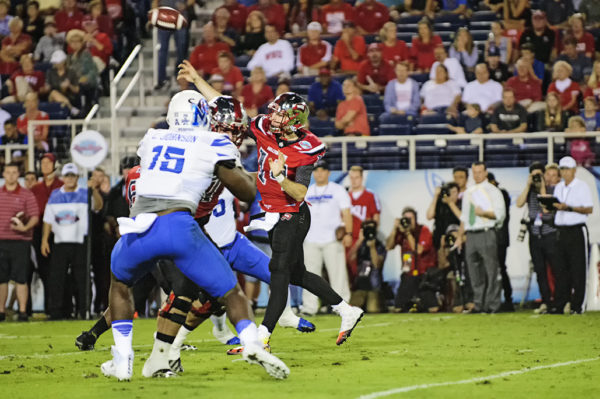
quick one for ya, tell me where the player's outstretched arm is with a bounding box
[216,163,257,203]
[178,60,221,101]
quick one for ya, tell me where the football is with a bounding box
[148,7,188,31]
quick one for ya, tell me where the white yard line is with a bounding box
[356,357,600,399]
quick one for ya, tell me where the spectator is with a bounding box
[24,170,37,189]
[379,22,410,67]
[287,0,318,35]
[66,29,98,112]
[190,23,231,78]
[348,221,386,313]
[89,165,109,312]
[274,74,291,96]
[30,152,62,312]
[535,92,569,132]
[23,0,44,43]
[435,0,468,15]
[386,207,437,312]
[347,165,381,282]
[247,24,294,78]
[104,157,136,245]
[429,45,467,88]
[0,119,27,169]
[208,73,225,93]
[455,162,506,314]
[382,61,420,118]
[0,17,33,75]
[486,172,513,310]
[357,43,395,95]
[211,51,243,97]
[462,63,503,113]
[519,43,545,82]
[584,61,600,103]
[88,0,114,40]
[563,13,595,59]
[449,27,478,74]
[335,79,370,136]
[354,0,389,35]
[539,0,572,27]
[82,17,113,73]
[551,155,593,314]
[214,0,248,34]
[237,10,266,57]
[153,0,190,90]
[34,16,64,63]
[213,8,238,49]
[403,0,433,17]
[518,11,556,64]
[579,0,600,27]
[426,181,462,249]
[482,0,502,13]
[41,163,103,319]
[241,66,273,118]
[502,0,530,32]
[515,162,558,315]
[16,92,49,152]
[453,165,468,200]
[489,88,528,133]
[565,116,594,166]
[548,60,581,114]
[0,163,39,322]
[485,21,512,65]
[0,0,12,39]
[2,53,47,104]
[447,103,485,134]
[331,21,366,73]
[421,63,462,116]
[54,0,84,33]
[319,0,355,35]
[581,97,600,131]
[486,46,510,84]
[248,0,285,35]
[307,67,345,118]
[410,18,442,73]
[296,21,332,76]
[302,160,353,316]
[556,37,592,84]
[47,50,80,116]
[505,58,545,114]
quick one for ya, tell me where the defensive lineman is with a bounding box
[101,90,289,380]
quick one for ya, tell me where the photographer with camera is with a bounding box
[515,162,557,314]
[437,224,474,313]
[386,207,437,312]
[427,182,461,250]
[348,221,386,313]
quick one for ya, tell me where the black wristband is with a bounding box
[567,206,573,212]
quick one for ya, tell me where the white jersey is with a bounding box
[204,189,237,248]
[136,127,238,205]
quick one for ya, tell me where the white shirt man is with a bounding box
[429,48,467,88]
[302,160,353,315]
[462,63,503,112]
[247,24,295,78]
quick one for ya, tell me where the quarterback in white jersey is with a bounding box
[101,90,289,382]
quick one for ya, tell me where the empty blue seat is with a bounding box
[420,113,450,125]
[413,124,451,135]
[2,103,24,118]
[291,75,316,86]
[308,117,335,137]
[379,124,412,135]
[470,30,490,41]
[470,11,499,22]
[434,14,466,24]
[397,24,418,33]
[397,15,422,24]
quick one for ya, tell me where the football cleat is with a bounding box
[180,343,197,351]
[227,336,270,355]
[242,344,289,379]
[336,306,364,346]
[169,358,184,373]
[296,318,316,333]
[146,369,177,378]
[101,346,133,381]
[75,331,97,351]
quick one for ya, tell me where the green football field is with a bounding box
[1,312,599,399]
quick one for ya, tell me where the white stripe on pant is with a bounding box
[302,240,350,314]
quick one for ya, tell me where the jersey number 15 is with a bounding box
[149,145,185,174]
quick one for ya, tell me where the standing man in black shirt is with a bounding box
[490,88,528,134]
[519,11,557,64]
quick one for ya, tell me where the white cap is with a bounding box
[61,162,79,176]
[307,21,322,32]
[558,156,576,169]
[50,50,67,64]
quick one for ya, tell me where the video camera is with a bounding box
[362,220,378,241]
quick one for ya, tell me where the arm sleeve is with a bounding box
[492,187,506,225]
[409,80,421,116]
[295,164,314,187]
[383,81,395,112]
[336,184,351,209]
[43,201,54,224]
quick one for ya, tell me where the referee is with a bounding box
[551,156,593,314]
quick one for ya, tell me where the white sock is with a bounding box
[257,324,271,342]
[112,320,133,355]
[238,322,259,347]
[210,314,227,331]
[279,304,300,327]
[332,301,352,314]
[169,325,192,361]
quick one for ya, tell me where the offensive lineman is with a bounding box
[101,90,289,380]
[178,61,364,352]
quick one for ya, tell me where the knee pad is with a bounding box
[159,292,192,325]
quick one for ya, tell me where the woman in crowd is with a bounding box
[583,61,600,102]
[566,115,595,166]
[547,60,581,114]
[66,28,98,114]
[535,92,569,132]
[565,13,595,58]
[237,10,267,57]
[449,28,478,74]
[420,64,461,116]
[379,21,410,67]
[240,66,273,118]
[213,7,238,48]
[485,21,512,65]
[410,18,442,73]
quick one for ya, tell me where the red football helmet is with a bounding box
[267,92,309,134]
[208,95,248,147]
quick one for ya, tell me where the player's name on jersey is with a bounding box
[156,132,200,143]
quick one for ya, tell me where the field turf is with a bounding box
[1,312,599,398]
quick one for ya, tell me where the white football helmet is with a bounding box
[166,90,211,130]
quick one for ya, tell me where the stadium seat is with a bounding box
[291,76,316,86]
[396,15,423,24]
[413,124,452,135]
[290,85,309,96]
[397,24,418,33]
[411,73,429,84]
[470,11,499,22]
[470,30,490,41]
[420,113,450,125]
[367,142,409,169]
[308,117,336,137]
[397,32,414,43]
[2,103,24,119]
[434,14,466,24]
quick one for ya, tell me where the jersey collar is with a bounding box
[275,130,307,149]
